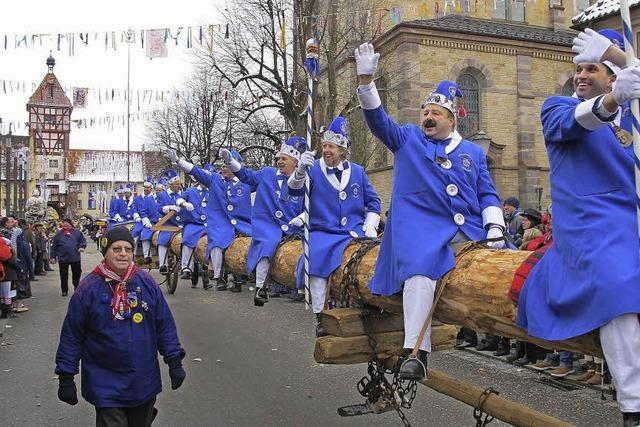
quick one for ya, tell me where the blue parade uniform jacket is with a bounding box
[108,197,124,229]
[291,159,381,287]
[140,194,162,242]
[188,166,239,255]
[50,229,87,263]
[55,269,185,407]
[517,95,640,340]
[156,190,183,246]
[225,177,254,236]
[235,166,303,274]
[358,84,502,296]
[178,187,207,249]
[131,195,147,239]
[123,196,135,222]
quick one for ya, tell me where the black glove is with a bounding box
[57,375,78,405]
[167,358,186,390]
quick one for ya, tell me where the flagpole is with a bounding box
[619,0,640,234]
[303,38,320,311]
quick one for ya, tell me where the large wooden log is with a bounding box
[224,236,251,275]
[270,240,302,289]
[170,232,183,256]
[314,325,457,365]
[320,307,404,337]
[193,236,208,264]
[155,233,602,356]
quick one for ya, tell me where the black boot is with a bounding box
[0,304,8,319]
[493,338,511,356]
[254,287,268,306]
[506,341,525,363]
[623,412,640,427]
[476,335,499,351]
[398,348,428,381]
[144,257,152,265]
[180,268,191,280]
[315,313,328,337]
[216,278,228,291]
[159,265,168,275]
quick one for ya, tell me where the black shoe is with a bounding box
[398,349,428,381]
[623,412,640,427]
[254,288,268,306]
[144,257,152,264]
[180,269,191,280]
[203,282,213,290]
[61,291,68,297]
[493,338,511,356]
[216,279,228,291]
[315,313,328,337]
[513,355,531,367]
[291,292,305,303]
[455,340,477,350]
[159,265,168,275]
[476,339,498,352]
[268,285,281,298]
[229,283,242,293]
[506,341,525,363]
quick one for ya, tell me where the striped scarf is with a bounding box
[93,260,137,319]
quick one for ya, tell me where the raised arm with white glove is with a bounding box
[288,151,316,190]
[219,148,241,172]
[572,28,640,70]
[164,149,194,173]
[354,43,380,77]
[362,212,380,238]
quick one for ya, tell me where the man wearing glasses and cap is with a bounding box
[518,28,640,426]
[287,116,381,337]
[354,43,505,381]
[55,227,185,426]
[220,137,306,306]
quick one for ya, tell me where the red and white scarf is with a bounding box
[93,260,137,319]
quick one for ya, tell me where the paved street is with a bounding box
[0,247,623,426]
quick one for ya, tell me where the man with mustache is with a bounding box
[517,29,640,426]
[354,43,505,381]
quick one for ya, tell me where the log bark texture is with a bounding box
[320,307,404,337]
[314,325,457,365]
[270,240,302,289]
[193,236,208,264]
[224,236,251,275]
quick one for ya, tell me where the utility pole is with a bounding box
[126,28,133,183]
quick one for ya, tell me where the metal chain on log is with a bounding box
[474,388,499,427]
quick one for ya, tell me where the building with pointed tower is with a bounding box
[27,53,72,214]
[23,55,170,219]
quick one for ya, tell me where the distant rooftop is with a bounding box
[572,0,640,27]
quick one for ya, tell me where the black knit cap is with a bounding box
[102,227,135,255]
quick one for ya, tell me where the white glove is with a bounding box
[219,148,232,164]
[362,212,380,239]
[572,28,614,65]
[296,151,316,177]
[183,202,195,212]
[219,148,241,172]
[354,43,380,76]
[288,215,304,228]
[142,217,152,228]
[612,67,640,105]
[164,149,179,163]
[133,213,141,222]
[486,226,505,249]
[169,205,181,212]
[113,214,123,222]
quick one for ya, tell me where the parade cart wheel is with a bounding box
[166,252,180,295]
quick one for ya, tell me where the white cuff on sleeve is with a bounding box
[228,159,241,173]
[481,206,505,231]
[178,159,194,173]
[175,198,186,206]
[357,82,382,110]
[575,96,613,130]
[364,212,381,230]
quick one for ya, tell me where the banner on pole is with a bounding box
[145,29,168,58]
[73,87,89,108]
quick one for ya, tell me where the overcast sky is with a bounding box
[0,0,222,151]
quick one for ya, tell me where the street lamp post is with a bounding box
[126,28,133,183]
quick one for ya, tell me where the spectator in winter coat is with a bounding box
[50,218,87,296]
[33,223,48,276]
[517,208,543,250]
[55,227,185,426]
[503,196,523,238]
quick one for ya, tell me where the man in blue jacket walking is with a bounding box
[55,227,186,426]
[50,218,87,297]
